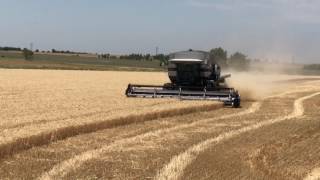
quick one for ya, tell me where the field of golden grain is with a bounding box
[0,69,219,157]
[0,69,320,180]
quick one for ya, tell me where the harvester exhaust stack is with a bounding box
[125,50,241,107]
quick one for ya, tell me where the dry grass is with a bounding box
[155,92,320,180]
[0,69,217,158]
[181,94,320,180]
[38,101,261,180]
[304,168,320,180]
[1,69,320,179]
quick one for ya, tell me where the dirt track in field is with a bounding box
[0,69,320,180]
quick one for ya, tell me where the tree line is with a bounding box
[209,47,250,71]
[304,64,320,70]
[98,53,169,66]
[0,46,34,60]
[1,45,251,70]
[50,49,88,54]
[26,47,250,70]
[0,46,22,51]
[99,47,250,70]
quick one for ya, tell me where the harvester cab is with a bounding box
[125,50,240,107]
[168,50,222,87]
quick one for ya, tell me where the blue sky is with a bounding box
[0,0,319,63]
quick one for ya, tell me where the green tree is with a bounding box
[228,52,249,71]
[154,54,169,66]
[22,48,34,60]
[145,54,151,61]
[210,47,228,67]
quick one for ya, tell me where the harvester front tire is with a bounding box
[232,98,241,108]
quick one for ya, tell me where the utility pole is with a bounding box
[30,43,33,51]
[156,46,159,56]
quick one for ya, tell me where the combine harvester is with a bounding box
[125,50,240,107]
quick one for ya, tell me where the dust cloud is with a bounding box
[225,71,297,101]
[223,53,320,101]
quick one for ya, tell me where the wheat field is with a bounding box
[0,69,320,180]
[0,69,218,157]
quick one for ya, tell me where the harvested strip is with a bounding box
[38,102,261,180]
[0,103,220,160]
[304,168,320,180]
[155,92,320,180]
[0,101,170,130]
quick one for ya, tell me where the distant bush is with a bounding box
[210,47,228,67]
[120,54,144,60]
[153,54,169,66]
[0,46,22,51]
[22,48,34,60]
[117,53,168,66]
[304,64,320,70]
[227,52,250,71]
[98,54,110,60]
[51,49,88,54]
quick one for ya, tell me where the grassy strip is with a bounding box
[0,51,166,72]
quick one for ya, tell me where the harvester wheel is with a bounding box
[232,97,241,108]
